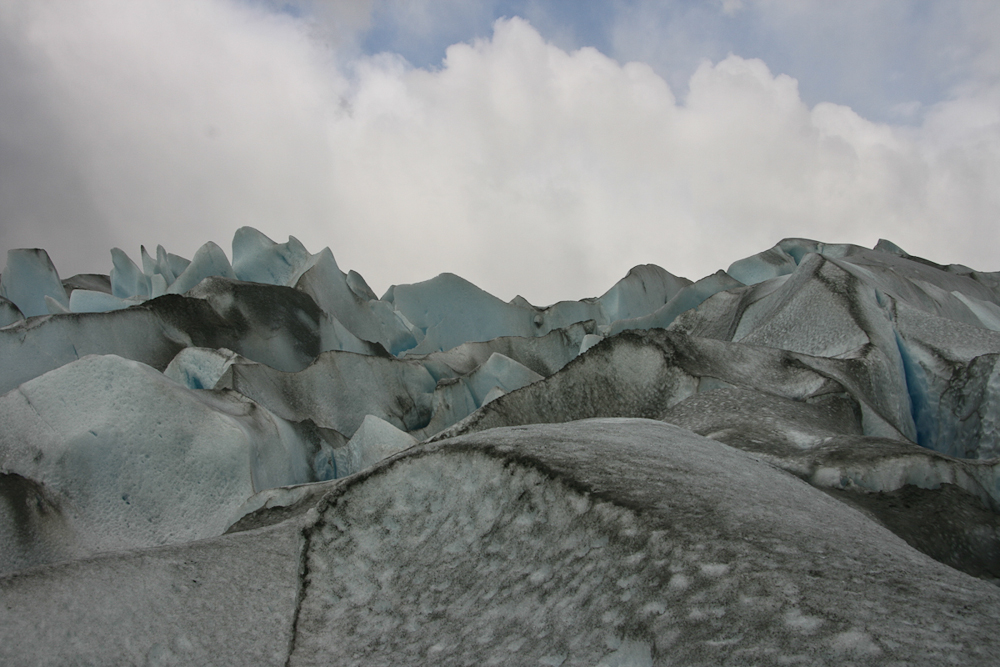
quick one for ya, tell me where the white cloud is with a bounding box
[1,3,998,306]
[325,19,999,300]
[0,0,347,273]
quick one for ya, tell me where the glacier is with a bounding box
[1,228,1000,665]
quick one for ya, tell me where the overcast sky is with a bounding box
[1,1,998,304]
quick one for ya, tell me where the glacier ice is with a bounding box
[68,288,141,313]
[231,226,311,286]
[0,297,22,328]
[0,354,326,574]
[294,247,418,355]
[215,348,437,436]
[334,414,418,478]
[606,269,744,335]
[387,272,540,354]
[167,241,237,294]
[0,248,69,317]
[61,272,112,295]
[726,243,798,286]
[4,420,1000,666]
[164,346,240,390]
[110,247,151,299]
[2,228,1000,664]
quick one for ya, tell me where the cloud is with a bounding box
[0,3,998,306]
[609,0,1000,125]
[0,0,348,275]
[319,17,1000,300]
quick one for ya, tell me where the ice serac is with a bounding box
[185,277,322,372]
[607,270,743,335]
[0,354,325,575]
[231,226,311,286]
[388,272,538,354]
[737,253,914,438]
[535,264,692,332]
[0,248,69,318]
[670,240,1000,455]
[295,248,416,355]
[464,352,543,405]
[417,376,480,439]
[415,320,596,380]
[167,241,237,295]
[410,352,545,438]
[110,247,150,299]
[892,301,1000,459]
[597,264,692,322]
[0,278,327,405]
[335,414,418,478]
[61,273,112,295]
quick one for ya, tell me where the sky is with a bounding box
[1,0,998,305]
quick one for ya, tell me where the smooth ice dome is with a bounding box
[2,227,1000,665]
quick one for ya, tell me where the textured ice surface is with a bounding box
[287,420,1000,666]
[3,231,1000,664]
[7,420,995,666]
[0,521,303,666]
[438,328,844,440]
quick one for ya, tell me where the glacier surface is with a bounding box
[2,229,1000,665]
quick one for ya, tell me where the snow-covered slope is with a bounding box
[2,229,999,664]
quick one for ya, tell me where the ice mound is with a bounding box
[0,354,327,574]
[3,229,1000,664]
[4,420,1000,666]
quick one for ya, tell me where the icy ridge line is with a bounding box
[2,229,1000,664]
